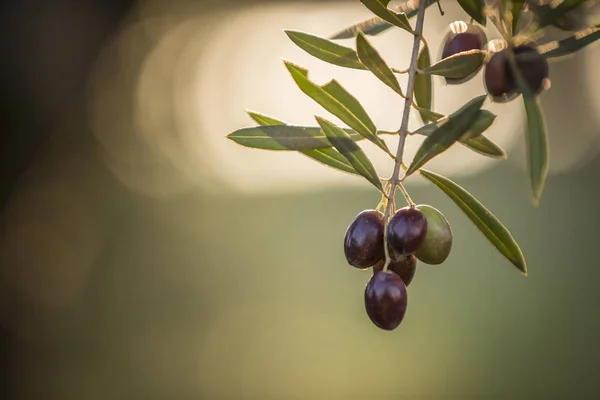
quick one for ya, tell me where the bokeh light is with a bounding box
[90,1,536,197]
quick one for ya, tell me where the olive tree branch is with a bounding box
[381,0,427,270]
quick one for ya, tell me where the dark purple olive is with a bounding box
[484,40,518,102]
[364,271,408,330]
[344,209,384,269]
[440,21,487,84]
[485,41,549,102]
[513,45,549,95]
[373,254,417,286]
[387,207,427,256]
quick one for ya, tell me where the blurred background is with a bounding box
[1,0,600,398]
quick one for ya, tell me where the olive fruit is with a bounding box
[440,21,487,84]
[441,21,486,59]
[513,45,549,96]
[387,207,427,256]
[484,41,549,102]
[364,271,408,331]
[413,205,453,265]
[484,40,517,102]
[373,254,417,286]
[344,209,384,269]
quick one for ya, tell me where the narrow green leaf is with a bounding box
[329,17,392,40]
[328,0,437,39]
[422,50,485,79]
[508,55,549,204]
[522,95,548,204]
[511,0,525,34]
[284,61,391,154]
[246,111,358,175]
[406,95,487,176]
[412,109,504,159]
[539,25,600,59]
[462,135,506,159]
[356,32,404,96]
[247,111,285,126]
[360,0,413,34]
[316,117,383,191]
[413,109,494,138]
[529,1,587,30]
[456,0,486,25]
[415,107,444,124]
[419,168,527,274]
[240,111,394,149]
[415,44,433,123]
[228,124,356,150]
[284,30,365,70]
[300,148,358,174]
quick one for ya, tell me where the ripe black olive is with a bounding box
[387,207,427,256]
[364,271,408,330]
[344,210,384,269]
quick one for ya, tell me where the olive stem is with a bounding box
[380,0,427,272]
[488,13,511,42]
[435,0,444,16]
[398,183,415,207]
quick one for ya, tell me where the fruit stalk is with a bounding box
[382,0,428,267]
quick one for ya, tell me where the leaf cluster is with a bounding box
[227,0,599,274]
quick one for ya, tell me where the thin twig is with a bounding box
[380,0,427,270]
[435,0,444,16]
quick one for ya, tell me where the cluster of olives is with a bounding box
[344,205,452,330]
[440,20,549,101]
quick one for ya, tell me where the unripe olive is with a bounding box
[413,205,453,265]
[440,21,487,84]
[344,209,384,269]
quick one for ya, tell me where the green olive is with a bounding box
[414,205,452,265]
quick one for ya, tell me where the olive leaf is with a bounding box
[414,107,444,124]
[414,44,433,123]
[227,124,358,150]
[462,135,506,159]
[456,0,486,26]
[284,30,365,70]
[412,109,505,159]
[235,111,396,150]
[413,109,494,137]
[316,116,383,191]
[507,55,548,205]
[405,95,487,176]
[529,0,588,30]
[419,168,527,275]
[500,1,519,33]
[522,94,548,205]
[356,31,404,96]
[245,112,358,175]
[360,0,413,34]
[421,50,485,79]
[329,16,392,40]
[299,148,359,175]
[284,61,392,155]
[539,25,600,59]
[510,0,525,34]
[246,111,285,127]
[328,0,437,39]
